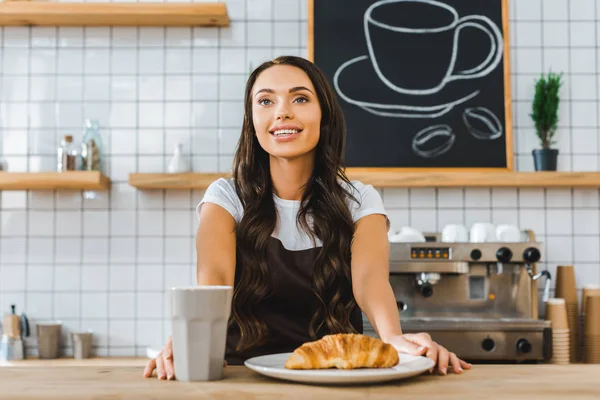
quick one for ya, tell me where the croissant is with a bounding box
[284,333,399,370]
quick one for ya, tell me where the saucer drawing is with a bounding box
[333,55,480,119]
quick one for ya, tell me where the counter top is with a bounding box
[1,358,599,399]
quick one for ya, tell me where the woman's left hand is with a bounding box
[385,333,472,375]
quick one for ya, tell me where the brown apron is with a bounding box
[225,237,363,365]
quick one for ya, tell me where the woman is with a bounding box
[144,56,471,380]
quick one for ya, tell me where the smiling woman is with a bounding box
[144,56,471,381]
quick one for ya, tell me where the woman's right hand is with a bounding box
[144,336,175,380]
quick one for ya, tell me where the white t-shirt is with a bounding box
[197,178,389,250]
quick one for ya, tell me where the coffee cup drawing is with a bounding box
[333,0,504,119]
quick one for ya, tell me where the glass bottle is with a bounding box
[57,135,78,172]
[80,119,103,172]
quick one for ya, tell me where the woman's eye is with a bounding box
[258,98,273,106]
[294,97,308,103]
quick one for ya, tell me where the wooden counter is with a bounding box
[0,358,599,399]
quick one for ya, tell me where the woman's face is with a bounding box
[251,65,322,161]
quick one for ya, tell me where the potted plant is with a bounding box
[530,72,562,171]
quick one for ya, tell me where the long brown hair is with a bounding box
[231,56,360,352]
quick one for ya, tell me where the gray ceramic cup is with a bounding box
[171,286,232,381]
[71,331,93,359]
[36,321,62,359]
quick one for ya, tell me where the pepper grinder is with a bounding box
[0,305,30,361]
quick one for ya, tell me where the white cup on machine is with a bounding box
[469,223,497,243]
[495,224,522,242]
[388,226,426,243]
[171,286,232,381]
[441,224,469,242]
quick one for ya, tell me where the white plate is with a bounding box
[244,352,435,385]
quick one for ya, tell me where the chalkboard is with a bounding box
[308,0,513,170]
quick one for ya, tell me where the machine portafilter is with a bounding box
[522,247,552,302]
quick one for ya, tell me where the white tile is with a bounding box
[192,75,218,101]
[570,49,596,73]
[82,238,109,264]
[3,27,28,47]
[29,77,56,102]
[3,103,28,129]
[110,183,136,210]
[136,293,163,319]
[54,266,80,291]
[1,238,26,263]
[110,237,136,263]
[139,76,164,101]
[545,236,573,262]
[137,238,164,263]
[517,48,543,74]
[111,28,137,47]
[81,266,109,291]
[54,293,80,319]
[247,0,272,20]
[514,74,537,101]
[573,236,600,262]
[218,101,244,128]
[2,211,27,236]
[81,319,108,347]
[82,293,108,319]
[111,49,137,74]
[165,191,191,209]
[136,320,164,348]
[247,21,273,47]
[109,156,136,183]
[57,49,83,74]
[26,293,53,320]
[110,210,136,236]
[85,27,110,47]
[166,48,192,74]
[109,320,135,347]
[573,154,598,172]
[165,27,192,46]
[137,129,163,155]
[382,188,409,208]
[408,209,436,232]
[219,156,234,173]
[572,129,598,155]
[215,128,238,154]
[273,0,299,19]
[28,211,55,236]
[1,192,24,210]
[546,209,573,235]
[3,156,27,172]
[491,209,519,226]
[248,48,273,70]
[465,188,491,208]
[110,129,137,155]
[570,22,596,47]
[192,102,219,128]
[574,209,600,235]
[109,293,135,319]
[518,209,546,235]
[137,265,164,291]
[55,211,82,236]
[58,27,83,47]
[192,27,219,47]
[139,49,165,74]
[437,188,463,208]
[192,48,219,74]
[491,188,518,207]
[138,190,164,209]
[83,211,109,236]
[55,238,81,264]
[545,188,572,208]
[109,265,136,291]
[2,77,29,102]
[516,22,541,47]
[572,102,598,128]
[409,188,436,208]
[273,22,300,47]
[27,265,53,292]
[543,49,569,74]
[569,0,596,19]
[569,75,596,101]
[165,210,192,236]
[220,22,246,47]
[30,49,57,74]
[0,265,26,291]
[165,103,191,128]
[138,103,164,128]
[514,0,540,19]
[165,264,194,291]
[464,209,492,228]
[219,48,246,73]
[219,74,246,101]
[542,0,568,20]
[192,156,219,172]
[31,27,57,47]
[84,76,111,101]
[300,22,308,47]
[139,28,164,47]
[542,22,569,47]
[165,76,191,101]
[437,209,465,230]
[518,188,544,207]
[165,238,192,263]
[573,189,599,208]
[111,76,137,101]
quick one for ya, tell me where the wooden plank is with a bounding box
[0,364,599,399]
[0,172,110,190]
[0,2,229,27]
[129,171,600,189]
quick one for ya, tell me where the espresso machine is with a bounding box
[364,231,553,362]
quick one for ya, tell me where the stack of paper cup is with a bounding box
[584,294,600,363]
[555,265,579,362]
[580,285,600,362]
[545,298,570,364]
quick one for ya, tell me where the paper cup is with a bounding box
[584,295,600,336]
[582,285,600,315]
[555,266,577,304]
[545,298,569,330]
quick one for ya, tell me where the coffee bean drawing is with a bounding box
[412,124,456,158]
[462,107,503,140]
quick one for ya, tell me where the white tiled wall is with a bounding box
[0,0,599,357]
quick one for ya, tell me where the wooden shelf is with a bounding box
[129,171,600,189]
[0,171,110,190]
[0,2,229,27]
